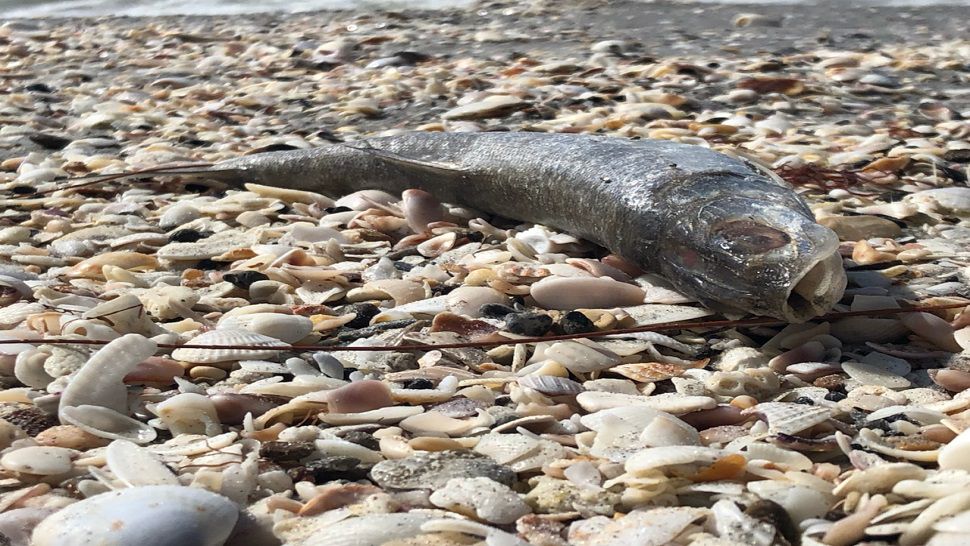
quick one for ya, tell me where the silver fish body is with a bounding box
[209,132,845,321]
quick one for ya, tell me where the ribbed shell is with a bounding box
[171,329,288,363]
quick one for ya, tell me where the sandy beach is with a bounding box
[1,0,970,544]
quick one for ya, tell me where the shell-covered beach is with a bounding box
[0,0,969,544]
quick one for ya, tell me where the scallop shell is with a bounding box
[517,374,585,395]
[171,329,288,363]
[217,313,313,343]
[743,402,832,435]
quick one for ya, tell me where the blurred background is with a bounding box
[2,0,968,19]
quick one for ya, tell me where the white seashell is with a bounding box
[567,507,708,546]
[82,294,163,336]
[0,446,75,476]
[843,355,911,389]
[833,463,925,496]
[217,313,313,343]
[60,405,157,444]
[105,440,178,487]
[151,393,221,436]
[899,493,970,545]
[517,374,584,395]
[31,485,238,546]
[747,480,832,524]
[745,442,812,471]
[429,477,531,524]
[317,405,423,426]
[422,518,529,546]
[334,189,399,211]
[900,312,961,352]
[399,410,493,436]
[445,286,511,317]
[0,302,45,327]
[624,445,730,475]
[474,433,540,465]
[744,402,832,435]
[939,428,970,472]
[544,340,619,373]
[577,391,716,414]
[171,329,288,364]
[59,334,158,418]
[13,348,54,389]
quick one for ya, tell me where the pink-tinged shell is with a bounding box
[900,312,962,352]
[530,276,645,310]
[324,380,394,413]
[402,188,445,233]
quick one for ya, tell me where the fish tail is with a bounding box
[27,162,239,196]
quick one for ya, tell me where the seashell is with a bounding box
[105,439,178,486]
[833,463,926,496]
[416,232,457,258]
[428,477,531,524]
[59,334,157,418]
[317,405,423,426]
[171,329,287,364]
[746,480,832,524]
[400,410,492,436]
[611,362,685,383]
[217,313,313,343]
[842,354,911,389]
[0,446,75,476]
[370,450,514,490]
[81,294,163,336]
[334,189,399,211]
[0,302,45,328]
[714,347,769,371]
[745,442,812,471]
[65,251,159,279]
[325,379,394,413]
[150,393,221,436]
[472,434,538,466]
[284,512,439,546]
[445,286,511,318]
[544,339,620,373]
[244,183,333,206]
[530,276,645,309]
[568,507,708,546]
[517,374,584,395]
[31,485,238,546]
[401,188,445,234]
[577,391,716,414]
[939,428,970,471]
[0,275,31,305]
[830,317,908,344]
[743,402,832,435]
[900,312,962,352]
[353,279,426,306]
[14,348,54,389]
[625,445,730,475]
[60,405,157,444]
[900,492,970,546]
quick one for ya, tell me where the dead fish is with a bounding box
[58,133,846,321]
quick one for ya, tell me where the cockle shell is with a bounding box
[217,313,313,343]
[171,329,288,363]
[31,485,238,546]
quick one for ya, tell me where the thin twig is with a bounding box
[0,302,964,353]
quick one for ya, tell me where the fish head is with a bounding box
[658,196,846,322]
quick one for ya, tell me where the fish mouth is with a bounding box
[781,251,847,322]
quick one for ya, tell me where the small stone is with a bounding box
[35,425,110,450]
[505,312,553,336]
[222,270,269,290]
[370,450,515,490]
[290,456,367,483]
[259,441,315,463]
[339,430,380,451]
[345,303,380,328]
[479,303,516,319]
[168,228,207,243]
[429,477,532,524]
[559,311,595,334]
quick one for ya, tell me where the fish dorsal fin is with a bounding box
[342,141,468,177]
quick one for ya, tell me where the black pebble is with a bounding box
[479,303,516,319]
[792,396,815,405]
[340,430,380,451]
[824,390,847,402]
[345,303,380,329]
[168,228,207,243]
[559,311,595,334]
[290,456,367,483]
[325,206,353,214]
[505,311,553,337]
[259,441,315,463]
[223,270,269,289]
[393,260,415,272]
[402,378,435,390]
[25,83,54,93]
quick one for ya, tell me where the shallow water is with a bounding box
[1,0,966,18]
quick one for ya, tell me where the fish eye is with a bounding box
[714,220,791,253]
